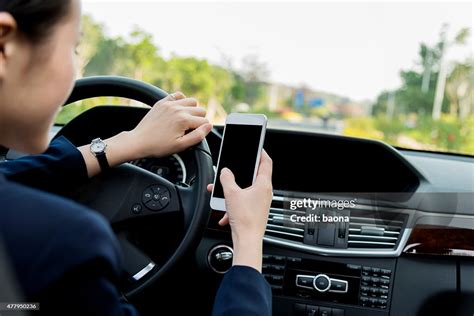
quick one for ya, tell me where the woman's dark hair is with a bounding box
[0,0,71,42]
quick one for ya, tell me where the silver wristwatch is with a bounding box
[90,138,110,171]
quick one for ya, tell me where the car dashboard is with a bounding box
[200,126,474,316]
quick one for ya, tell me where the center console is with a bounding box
[261,251,396,316]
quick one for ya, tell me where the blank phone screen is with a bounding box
[213,124,263,198]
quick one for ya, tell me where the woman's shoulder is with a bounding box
[0,178,122,296]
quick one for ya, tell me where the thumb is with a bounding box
[219,168,240,195]
[218,213,229,226]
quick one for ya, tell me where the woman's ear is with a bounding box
[0,12,18,80]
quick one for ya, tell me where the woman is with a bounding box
[0,1,273,315]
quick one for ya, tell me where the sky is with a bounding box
[82,1,473,101]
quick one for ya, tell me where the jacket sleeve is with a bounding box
[212,265,272,316]
[0,181,140,316]
[34,274,140,316]
[0,136,88,194]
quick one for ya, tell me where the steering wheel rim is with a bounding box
[59,76,214,298]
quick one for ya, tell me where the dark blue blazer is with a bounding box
[0,137,271,316]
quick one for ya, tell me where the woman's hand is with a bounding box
[128,92,212,158]
[79,92,212,178]
[207,150,273,272]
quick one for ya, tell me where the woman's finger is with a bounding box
[156,91,186,105]
[170,97,198,107]
[184,115,209,129]
[179,123,212,148]
[180,106,207,117]
[207,184,214,192]
[170,91,186,100]
[218,213,229,226]
[256,150,273,185]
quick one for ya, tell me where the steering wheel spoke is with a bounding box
[75,163,181,224]
[118,234,156,283]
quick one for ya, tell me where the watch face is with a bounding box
[91,141,106,153]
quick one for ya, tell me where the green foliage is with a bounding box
[372,26,468,117]
[406,115,474,153]
[57,15,269,123]
[368,25,472,154]
[344,114,474,155]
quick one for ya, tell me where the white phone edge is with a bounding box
[210,113,268,212]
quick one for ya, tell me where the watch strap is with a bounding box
[95,152,110,171]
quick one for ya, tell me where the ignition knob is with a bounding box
[208,245,233,274]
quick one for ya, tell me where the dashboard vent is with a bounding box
[348,214,404,249]
[265,197,304,242]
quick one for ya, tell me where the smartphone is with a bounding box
[210,113,267,211]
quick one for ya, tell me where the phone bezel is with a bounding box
[210,113,267,211]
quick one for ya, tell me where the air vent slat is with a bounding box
[349,228,400,235]
[348,234,398,241]
[350,216,404,225]
[268,214,304,227]
[265,229,304,241]
[265,199,305,242]
[348,240,396,247]
[349,222,402,231]
[267,224,304,233]
[270,207,306,215]
[348,213,404,249]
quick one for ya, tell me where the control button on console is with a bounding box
[307,305,319,316]
[296,275,315,289]
[380,278,390,286]
[381,268,392,276]
[370,277,380,284]
[332,308,345,316]
[371,267,381,275]
[329,279,348,293]
[287,257,302,264]
[346,264,361,271]
[314,274,331,292]
[319,306,332,316]
[377,298,388,306]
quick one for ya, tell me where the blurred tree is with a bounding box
[372,26,470,118]
[240,54,270,108]
[76,15,105,76]
[162,56,214,102]
[446,59,473,119]
[121,27,165,82]
[84,26,165,83]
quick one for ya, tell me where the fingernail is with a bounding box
[221,167,229,174]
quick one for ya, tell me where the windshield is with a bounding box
[58,1,473,155]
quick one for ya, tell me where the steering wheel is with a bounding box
[55,76,214,298]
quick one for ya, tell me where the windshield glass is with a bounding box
[58,1,473,155]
